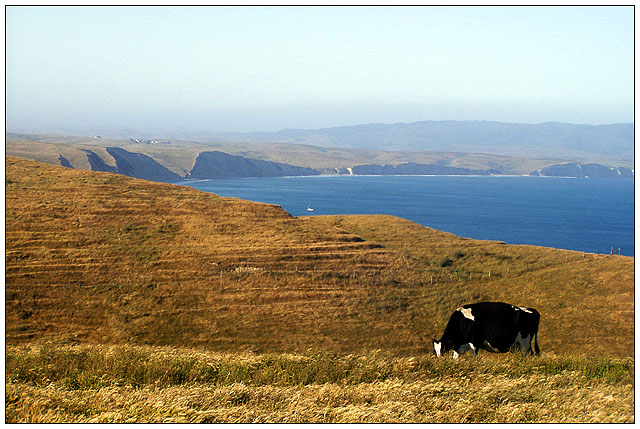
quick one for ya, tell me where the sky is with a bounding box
[5,6,635,134]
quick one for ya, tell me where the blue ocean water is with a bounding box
[176,175,635,256]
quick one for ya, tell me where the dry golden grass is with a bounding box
[5,344,634,423]
[6,156,409,353]
[8,377,633,423]
[4,156,635,423]
[312,215,635,357]
[6,156,634,357]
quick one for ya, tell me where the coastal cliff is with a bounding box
[188,150,320,179]
[350,162,502,176]
[5,133,634,182]
[530,163,633,178]
[105,147,183,182]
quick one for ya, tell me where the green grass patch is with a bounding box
[6,344,633,390]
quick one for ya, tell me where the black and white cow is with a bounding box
[432,302,540,358]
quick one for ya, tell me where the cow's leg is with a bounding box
[470,334,486,355]
[515,333,532,356]
[525,336,533,356]
[454,343,472,358]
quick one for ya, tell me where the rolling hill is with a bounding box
[221,120,634,164]
[5,156,634,423]
[6,156,634,357]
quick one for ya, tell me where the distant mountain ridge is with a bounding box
[5,131,633,182]
[11,120,632,163]
[228,120,634,162]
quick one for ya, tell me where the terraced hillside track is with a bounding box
[6,157,412,352]
[5,156,634,357]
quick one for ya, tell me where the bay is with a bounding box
[176,175,635,256]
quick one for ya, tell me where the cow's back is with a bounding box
[463,302,538,352]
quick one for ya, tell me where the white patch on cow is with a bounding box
[519,306,533,313]
[458,307,475,321]
[468,343,477,354]
[515,332,532,353]
[434,341,442,357]
[452,350,459,359]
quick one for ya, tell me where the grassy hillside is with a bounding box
[5,156,634,422]
[6,156,634,357]
[5,134,202,175]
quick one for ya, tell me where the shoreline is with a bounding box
[174,173,637,184]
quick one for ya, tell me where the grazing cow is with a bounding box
[432,302,540,358]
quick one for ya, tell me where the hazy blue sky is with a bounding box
[6,6,634,133]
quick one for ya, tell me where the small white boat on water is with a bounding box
[307,204,314,212]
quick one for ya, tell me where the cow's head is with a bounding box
[432,339,443,356]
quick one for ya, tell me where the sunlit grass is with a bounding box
[6,344,634,423]
[5,156,635,423]
[5,157,634,357]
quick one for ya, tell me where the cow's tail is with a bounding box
[533,330,540,355]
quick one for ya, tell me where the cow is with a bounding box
[432,302,540,358]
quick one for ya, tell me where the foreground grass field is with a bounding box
[6,344,634,423]
[5,156,634,422]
